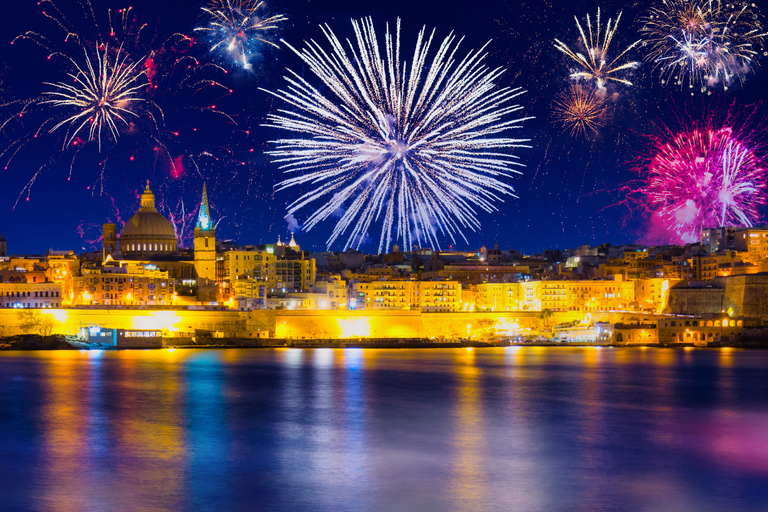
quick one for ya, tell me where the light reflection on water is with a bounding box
[1,348,768,511]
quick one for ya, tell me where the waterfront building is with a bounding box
[351,279,460,311]
[0,282,62,308]
[73,262,174,306]
[45,250,80,305]
[353,280,418,310]
[275,255,316,293]
[418,281,461,312]
[313,276,349,309]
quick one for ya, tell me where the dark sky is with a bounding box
[1,0,768,255]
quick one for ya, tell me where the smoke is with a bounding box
[285,213,301,232]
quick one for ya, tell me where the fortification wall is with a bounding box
[0,307,656,340]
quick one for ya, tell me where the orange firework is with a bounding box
[552,84,607,137]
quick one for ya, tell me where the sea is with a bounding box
[2,347,768,511]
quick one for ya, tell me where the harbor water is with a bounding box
[2,347,768,511]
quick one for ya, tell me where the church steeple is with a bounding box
[196,183,212,230]
[194,182,217,296]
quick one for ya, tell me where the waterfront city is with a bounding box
[2,182,768,349]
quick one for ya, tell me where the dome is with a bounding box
[121,211,176,238]
[119,182,178,256]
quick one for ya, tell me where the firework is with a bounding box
[552,84,607,136]
[554,8,641,88]
[5,0,243,207]
[640,126,767,243]
[262,18,530,252]
[42,45,147,151]
[641,0,768,91]
[196,0,286,70]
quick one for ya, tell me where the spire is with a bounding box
[288,232,298,248]
[196,183,212,230]
[277,235,284,247]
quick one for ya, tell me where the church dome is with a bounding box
[120,182,178,256]
[121,212,176,238]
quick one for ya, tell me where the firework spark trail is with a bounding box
[552,84,607,136]
[641,127,767,243]
[4,0,245,209]
[554,8,641,88]
[196,0,287,69]
[641,0,768,91]
[42,45,147,151]
[262,18,531,252]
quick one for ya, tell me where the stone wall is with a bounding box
[667,285,724,315]
[714,274,768,318]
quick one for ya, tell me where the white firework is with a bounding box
[42,45,146,151]
[262,18,531,252]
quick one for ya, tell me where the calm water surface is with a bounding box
[2,347,768,511]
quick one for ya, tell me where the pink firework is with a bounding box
[642,127,767,244]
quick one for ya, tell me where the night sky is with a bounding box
[2,0,768,255]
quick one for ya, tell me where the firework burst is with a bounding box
[552,84,607,136]
[196,0,287,70]
[640,126,767,243]
[554,8,641,88]
[42,45,147,151]
[262,18,531,252]
[641,0,768,91]
[4,0,243,207]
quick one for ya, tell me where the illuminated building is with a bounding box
[313,276,348,309]
[521,281,541,310]
[45,250,80,305]
[217,248,275,309]
[0,282,62,308]
[657,316,754,346]
[117,182,178,257]
[418,281,461,312]
[735,229,768,263]
[275,255,316,293]
[353,280,418,310]
[73,262,174,306]
[352,280,460,311]
[218,248,276,286]
[476,283,522,311]
[194,183,216,284]
[565,278,635,312]
[633,278,674,313]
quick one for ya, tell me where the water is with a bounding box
[1,347,768,512]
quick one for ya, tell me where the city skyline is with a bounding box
[1,0,767,255]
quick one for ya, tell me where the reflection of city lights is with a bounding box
[313,348,334,368]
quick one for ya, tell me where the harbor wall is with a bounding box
[0,307,657,339]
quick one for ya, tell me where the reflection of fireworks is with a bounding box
[196,0,286,70]
[641,0,768,91]
[640,126,767,244]
[552,84,607,136]
[554,8,640,88]
[43,45,147,151]
[262,18,531,252]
